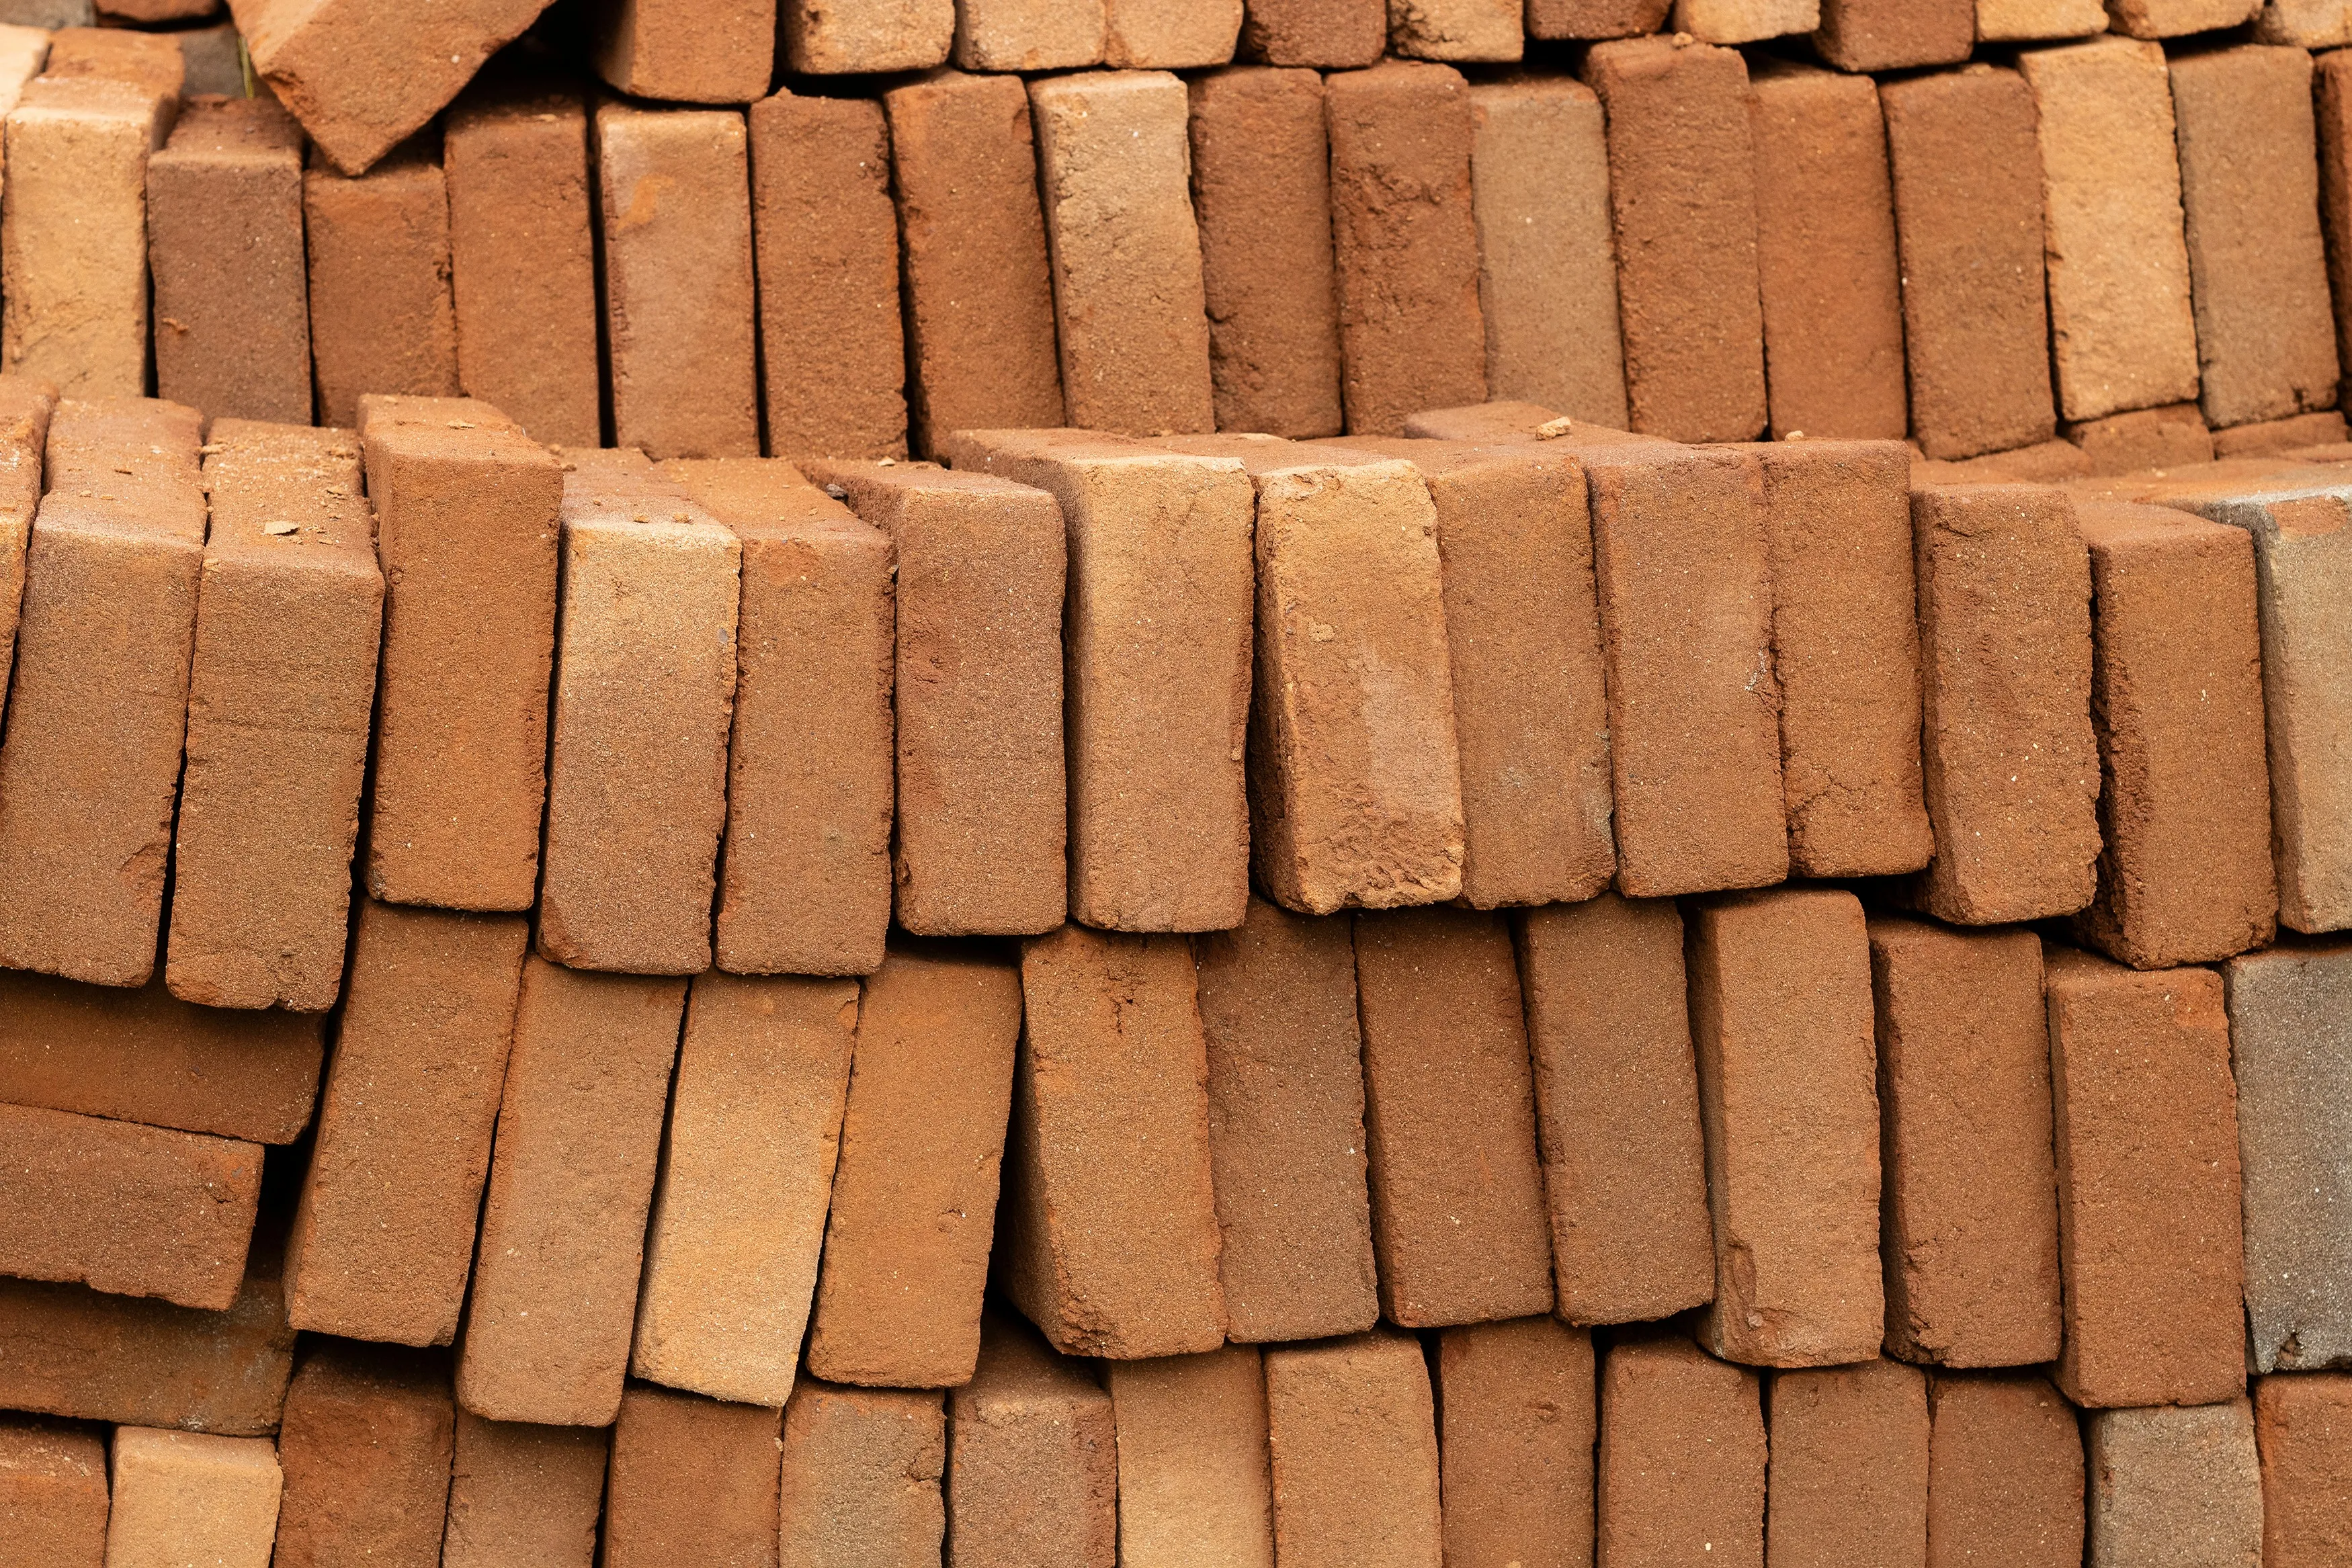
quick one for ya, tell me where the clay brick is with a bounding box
[97,0,216,18]
[594,0,775,103]
[457,960,684,1426]
[538,448,739,974]
[2066,402,2214,474]
[2222,943,2352,1371]
[2044,947,2245,1407]
[801,461,1065,934]
[1747,64,1906,440]
[2255,1374,2352,1568]
[145,95,308,425]
[601,1384,781,1568]
[955,0,1103,68]
[1814,0,1970,66]
[781,0,950,70]
[1913,438,2097,485]
[273,1345,453,1568]
[1926,1372,2085,1568]
[1435,1319,1595,1568]
[105,1426,279,1568]
[2088,1401,2262,1568]
[2210,411,2349,458]
[1880,68,2056,460]
[804,945,1019,1387]
[633,972,855,1407]
[948,1314,1117,1568]
[882,71,1063,456]
[1595,1336,1767,1568]
[1240,0,1384,62]
[663,458,893,975]
[1908,484,2101,922]
[1353,906,1553,1326]
[1000,925,1226,1357]
[443,82,601,449]
[1325,61,1486,435]
[1869,918,2063,1368]
[1265,1332,1441,1568]
[1030,71,1213,436]
[777,1383,946,1568]
[1396,396,1637,443]
[595,103,757,459]
[282,901,528,1347]
[2105,0,2258,34]
[2173,46,2339,431]
[1769,1361,1929,1568]
[38,26,175,94]
[1387,0,1519,57]
[2317,53,2352,392]
[0,376,52,714]
[1671,0,1815,40]
[1187,66,1344,438]
[1977,0,2109,34]
[941,431,1252,930]
[440,1412,607,1568]
[1106,1346,1275,1566]
[2257,0,2352,40]
[1103,0,1241,64]
[357,395,562,912]
[0,24,40,97]
[0,1417,106,1568]
[303,146,458,429]
[175,21,240,97]
[2073,503,2275,965]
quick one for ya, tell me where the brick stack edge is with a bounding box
[0,0,2345,1565]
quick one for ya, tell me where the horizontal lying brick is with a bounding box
[105,1426,282,1568]
[1107,1346,1275,1567]
[272,1342,454,1568]
[593,0,776,103]
[955,0,1104,67]
[441,1411,607,1568]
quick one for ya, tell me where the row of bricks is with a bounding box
[3,1335,2347,1568]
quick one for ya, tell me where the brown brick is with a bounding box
[1925,1372,2085,1568]
[1596,1335,1766,1568]
[663,458,893,975]
[457,959,684,1426]
[0,1417,105,1568]
[282,900,528,1347]
[1769,1360,1929,1568]
[1240,0,1384,62]
[2257,0,2352,40]
[1913,437,2097,485]
[272,1344,453,1568]
[0,24,40,89]
[780,0,951,70]
[0,376,54,717]
[145,95,309,424]
[1976,0,2111,36]
[2255,1374,2352,1568]
[1814,0,1970,66]
[954,0,1103,67]
[2065,402,2215,474]
[1265,1332,1442,1568]
[1671,0,1813,40]
[804,945,1019,1387]
[594,0,776,103]
[1107,1346,1275,1567]
[44,25,179,88]
[949,1313,1117,1568]
[1103,0,1241,64]
[1436,1318,1595,1568]
[304,146,459,429]
[104,1426,282,1568]
[2210,410,2350,458]
[601,1383,782,1568]
[1400,396,1658,443]
[1881,68,2056,460]
[777,1382,946,1568]
[2044,947,2245,1407]
[2104,0,2260,35]
[441,1411,607,1568]
[1528,0,1669,32]
[2087,1400,2263,1568]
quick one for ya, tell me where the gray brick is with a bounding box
[2087,1400,2261,1568]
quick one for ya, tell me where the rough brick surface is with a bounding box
[303,148,460,429]
[1436,1319,1596,1568]
[2210,411,2350,458]
[1388,0,1519,58]
[1241,0,1384,62]
[954,0,1103,68]
[782,0,951,70]
[1596,1336,1766,1568]
[1101,0,1242,65]
[105,1426,280,1568]
[1671,0,1817,40]
[2255,1375,2352,1568]
[1814,0,1970,67]
[601,1383,782,1568]
[593,0,775,103]
[0,1417,106,1568]
[2317,54,2352,409]
[2066,403,2214,474]
[777,1383,947,1568]
[1976,0,2111,35]
[2103,0,2260,36]
[271,1344,454,1568]
[1107,1346,1275,1567]
[1769,1360,1929,1568]
[948,1314,1117,1568]
[1926,1373,2085,1568]
[1265,1332,1443,1568]
[440,1411,607,1568]
[0,377,53,717]
[2087,1401,2263,1568]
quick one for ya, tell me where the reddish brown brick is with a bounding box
[272,1344,454,1568]
[601,1383,782,1568]
[777,1382,946,1566]
[2209,411,2349,458]
[954,0,1103,67]
[1596,1335,1766,1568]
[1814,0,1972,68]
[42,26,182,91]
[1436,1318,1595,1568]
[593,0,777,103]
[2255,1374,2352,1568]
[1926,1372,2085,1568]
[0,377,55,717]
[1529,0,1671,34]
[303,146,460,429]
[1107,1346,1275,1567]
[441,1411,608,1568]
[781,0,952,70]
[1769,1360,1929,1568]
[2064,403,2214,474]
[1265,1332,1443,1568]
[948,1313,1117,1568]
[0,1416,106,1568]
[1102,0,1242,65]
[1240,0,1384,62]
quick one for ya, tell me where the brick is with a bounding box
[2066,402,2214,474]
[1191,897,1378,1343]
[174,21,239,97]
[357,396,562,911]
[282,901,528,1347]
[97,0,216,18]
[948,1313,1116,1568]
[2105,0,2259,33]
[538,448,739,974]
[633,972,854,1407]
[1265,1332,1441,1568]
[1746,64,1906,440]
[601,1384,781,1568]
[802,461,1065,934]
[104,1427,278,1568]
[1908,484,2100,922]
[2318,51,2352,386]
[1187,66,1344,437]
[2255,1375,2352,1568]
[940,430,1253,930]
[1814,0,1970,66]
[954,0,1103,67]
[1398,396,1642,443]
[1768,1361,1929,1568]
[2257,0,2352,40]
[1528,0,1669,32]
[804,945,1019,1386]
[2044,947,2245,1407]
[0,23,41,93]
[777,1383,946,1568]
[1030,71,1213,436]
[1926,1373,2085,1568]
[0,1417,105,1568]
[145,95,308,424]
[1239,0,1383,62]
[1977,0,2110,34]
[2223,943,2352,1371]
[1107,1346,1275,1567]
[2210,410,2349,458]
[1869,918,2063,1368]
[1914,438,2096,485]
[39,26,176,93]
[663,458,893,975]
[1102,0,1241,64]
[594,0,773,102]
[2088,1401,2262,1568]
[304,146,459,429]
[2173,46,2339,430]
[1325,62,1486,434]
[457,959,684,1426]
[1354,906,1553,1326]
[274,1345,453,1568]
[1435,1319,1595,1568]
[1595,1336,1767,1568]
[1387,0,1519,57]
[2073,503,2275,965]
[0,376,53,712]
[1881,68,2056,459]
[781,0,950,70]
[444,82,601,448]
[440,1411,607,1568]
[882,71,1062,455]
[1671,0,1816,40]
[1001,924,1226,1356]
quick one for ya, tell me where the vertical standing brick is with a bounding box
[105,1427,280,1568]
[1595,1336,1767,1568]
[0,397,203,986]
[0,24,43,102]
[777,1383,947,1568]
[595,103,758,459]
[303,146,460,429]
[2316,53,2352,405]
[805,946,1020,1387]
[1030,71,1214,436]
[882,71,1063,455]
[1435,1319,1595,1568]
[1241,0,1384,62]
[1688,889,1883,1367]
[1107,1346,1275,1567]
[1187,66,1344,437]
[538,449,739,975]
[1265,1333,1443,1568]
[1354,907,1554,1327]
[601,1385,782,1568]
[456,960,685,1426]
[1813,0,1971,66]
[0,378,54,724]
[2103,0,2261,34]
[955,0,1103,68]
[0,1418,106,1568]
[632,971,856,1408]
[1325,61,1486,434]
[271,1345,454,1568]
[2255,1375,2352,1568]
[1746,63,1906,440]
[781,0,952,71]
[145,95,309,425]
[1908,484,2101,923]
[593,0,776,103]
[940,430,1254,931]
[2087,1402,2263,1568]
[440,1412,608,1568]
[1880,68,2056,460]
[175,22,243,97]
[358,395,562,912]
[2044,947,2246,1407]
[1768,1361,1929,1568]
[664,458,893,975]
[948,1315,1117,1568]
[1926,1373,2085,1568]
[1001,925,1226,1358]
[1102,0,1241,64]
[749,89,904,459]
